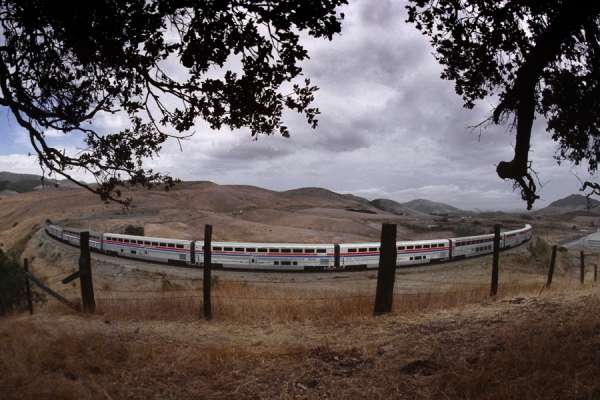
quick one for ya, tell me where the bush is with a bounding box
[124,225,144,236]
[0,250,46,316]
[529,237,552,265]
[0,250,27,316]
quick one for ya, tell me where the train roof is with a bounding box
[208,241,334,248]
[104,233,192,244]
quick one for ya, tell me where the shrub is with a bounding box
[0,250,27,315]
[528,236,552,265]
[124,225,144,236]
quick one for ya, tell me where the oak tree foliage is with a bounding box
[0,0,346,205]
[407,0,600,209]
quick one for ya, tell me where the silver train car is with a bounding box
[45,220,532,271]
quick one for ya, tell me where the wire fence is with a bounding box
[25,235,599,321]
[23,255,594,319]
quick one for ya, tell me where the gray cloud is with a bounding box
[0,0,595,211]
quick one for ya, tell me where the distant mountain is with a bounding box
[0,171,81,199]
[401,198,466,215]
[548,194,600,209]
[283,187,372,204]
[0,171,46,182]
[369,199,408,215]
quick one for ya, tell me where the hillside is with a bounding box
[0,171,80,199]
[401,198,466,215]
[548,194,600,209]
[0,181,427,250]
[368,198,423,217]
[3,175,600,400]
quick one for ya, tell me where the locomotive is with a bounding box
[45,221,532,271]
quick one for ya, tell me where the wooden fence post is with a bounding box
[547,245,557,287]
[490,224,501,296]
[79,231,95,313]
[580,251,585,284]
[203,225,212,319]
[374,223,397,316]
[23,258,33,315]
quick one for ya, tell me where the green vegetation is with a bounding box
[528,237,552,265]
[0,250,25,315]
[0,250,44,316]
[123,225,144,236]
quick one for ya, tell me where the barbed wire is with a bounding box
[93,273,203,281]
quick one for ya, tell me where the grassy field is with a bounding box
[2,233,600,399]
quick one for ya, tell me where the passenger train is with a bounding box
[45,221,532,271]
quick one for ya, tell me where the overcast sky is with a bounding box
[0,0,595,211]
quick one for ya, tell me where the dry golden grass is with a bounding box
[2,275,600,399]
[2,186,599,399]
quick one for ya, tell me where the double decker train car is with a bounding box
[45,220,532,271]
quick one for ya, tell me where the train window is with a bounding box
[152,242,158,246]
[409,257,414,260]
[369,247,378,252]
[145,241,151,245]
[159,243,166,247]
[359,248,367,252]
[281,261,291,266]
[438,244,445,248]
[235,247,244,252]
[305,249,315,253]
[316,249,326,253]
[224,247,233,251]
[415,245,422,249]
[246,248,256,252]
[167,243,174,248]
[257,248,268,253]
[348,249,357,253]
[176,245,184,249]
[293,249,303,253]
[406,245,414,250]
[213,246,222,251]
[415,256,422,260]
[270,248,279,253]
[131,250,137,254]
[124,239,130,243]
[293,261,298,265]
[274,261,280,265]
[423,245,430,249]
[281,249,291,253]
